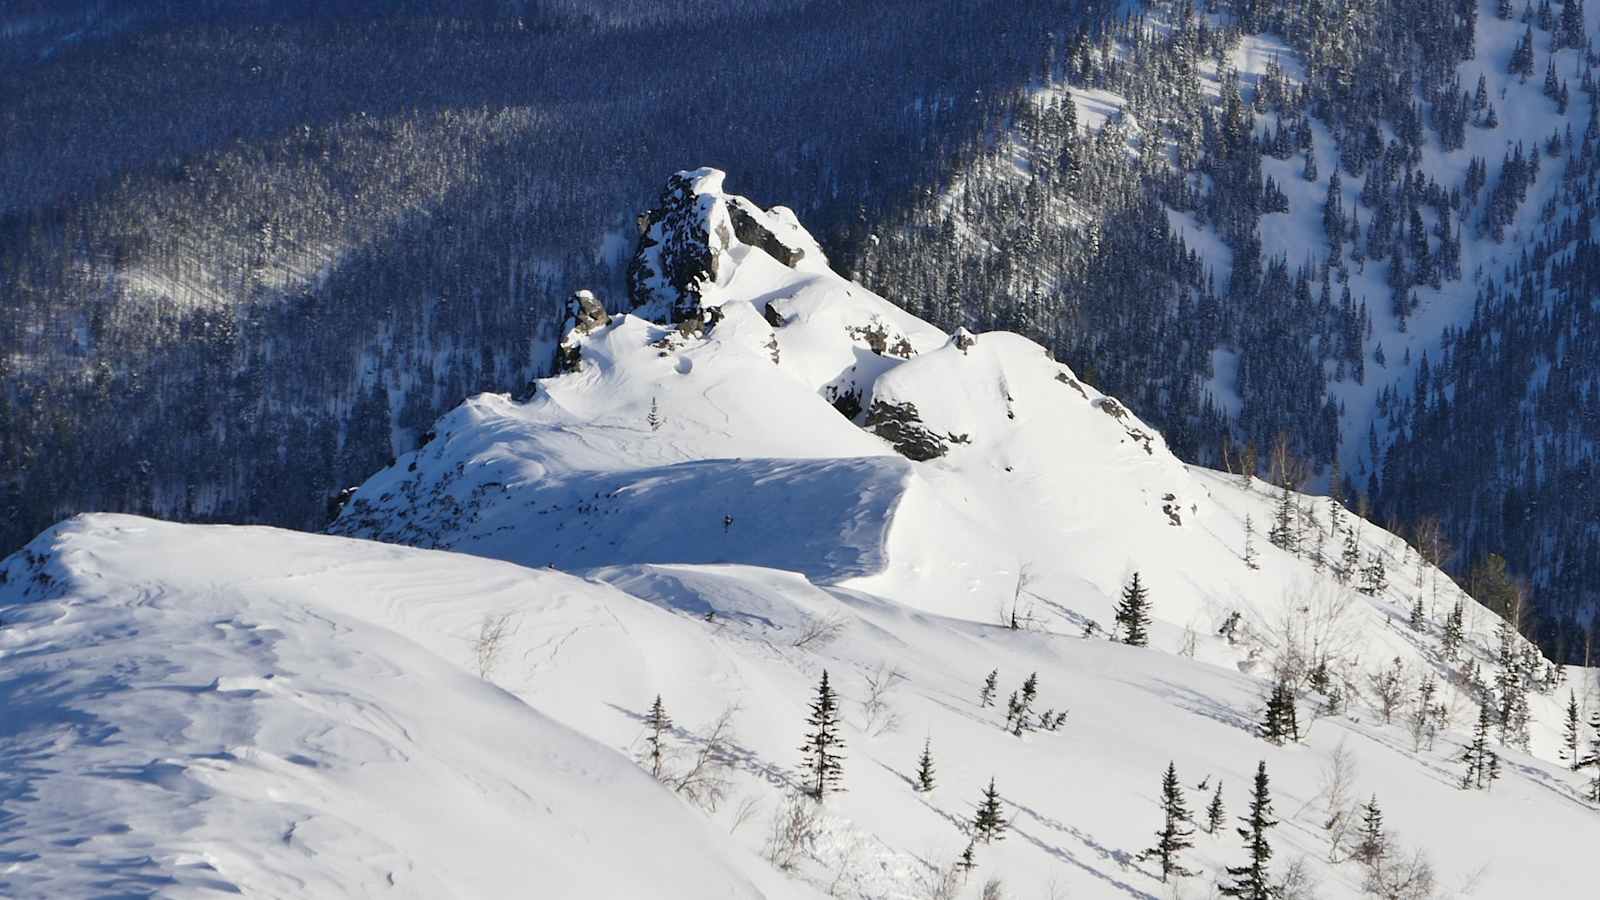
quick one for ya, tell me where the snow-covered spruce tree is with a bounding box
[1268,482,1298,555]
[1003,690,1021,733]
[1353,795,1387,869]
[1460,701,1500,791]
[1407,597,1424,632]
[799,670,845,799]
[1493,622,1532,751]
[972,777,1007,844]
[915,737,936,792]
[1140,762,1197,883]
[1220,761,1277,900]
[1243,514,1261,570]
[1114,572,1152,647]
[1359,552,1387,596]
[1205,781,1226,835]
[646,396,663,431]
[1441,600,1465,660]
[1337,530,1360,585]
[1260,679,1299,745]
[1011,672,1039,736]
[979,668,998,707]
[644,693,672,779]
[1561,690,1582,771]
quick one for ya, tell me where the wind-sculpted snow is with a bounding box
[5,510,1596,898]
[0,516,809,899]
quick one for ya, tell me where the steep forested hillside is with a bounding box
[845,0,1600,658]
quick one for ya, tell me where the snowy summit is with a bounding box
[2,167,1596,898]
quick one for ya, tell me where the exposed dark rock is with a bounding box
[865,400,948,461]
[953,328,977,352]
[326,485,359,525]
[728,199,805,267]
[1054,371,1088,399]
[828,386,862,420]
[566,289,610,335]
[763,301,786,327]
[627,171,722,322]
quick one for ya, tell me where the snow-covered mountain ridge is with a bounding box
[3,169,1597,897]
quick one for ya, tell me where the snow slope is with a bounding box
[0,516,814,899]
[4,168,1597,898]
[322,169,1598,895]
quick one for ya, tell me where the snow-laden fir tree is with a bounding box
[1205,780,1226,834]
[1268,482,1298,555]
[1338,529,1360,585]
[643,694,672,779]
[1220,761,1277,900]
[979,668,998,707]
[1441,600,1465,659]
[915,737,936,792]
[1243,514,1260,570]
[1012,672,1039,736]
[1140,762,1197,882]
[1407,596,1425,631]
[1460,701,1500,790]
[1353,795,1387,868]
[1560,690,1581,771]
[1493,622,1532,751]
[799,670,845,799]
[1114,572,1152,647]
[1259,678,1299,745]
[646,396,663,431]
[972,777,1007,844]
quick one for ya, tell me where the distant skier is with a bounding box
[723,514,734,533]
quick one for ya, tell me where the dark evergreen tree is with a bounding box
[915,737,937,791]
[972,777,1007,843]
[1012,672,1039,736]
[1219,761,1277,900]
[1460,701,1500,790]
[644,693,672,779]
[1114,572,1153,647]
[979,668,999,708]
[1441,600,1465,659]
[1560,690,1582,771]
[1353,795,1387,868]
[1140,762,1197,882]
[1268,481,1299,555]
[800,670,845,799]
[1260,678,1299,745]
[1205,780,1226,834]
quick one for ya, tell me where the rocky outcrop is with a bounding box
[626,168,808,324]
[566,289,610,335]
[728,199,804,267]
[865,400,948,461]
[555,289,612,374]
